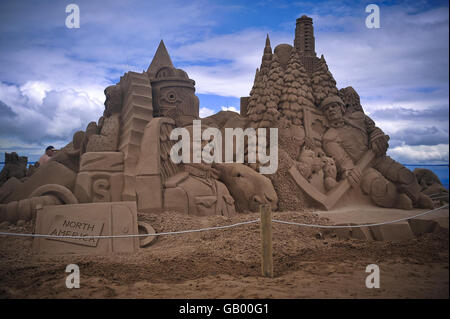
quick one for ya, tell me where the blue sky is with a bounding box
[0,0,448,164]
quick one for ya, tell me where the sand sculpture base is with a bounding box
[316,206,448,241]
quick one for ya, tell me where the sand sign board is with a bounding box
[33,201,140,256]
[47,215,104,247]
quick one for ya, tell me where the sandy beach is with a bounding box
[0,209,447,299]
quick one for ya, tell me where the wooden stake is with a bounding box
[260,204,273,278]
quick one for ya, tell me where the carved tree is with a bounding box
[256,54,284,128]
[279,52,313,126]
[260,34,273,77]
[311,55,338,107]
[267,55,284,107]
[246,68,264,126]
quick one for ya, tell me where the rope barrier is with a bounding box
[0,219,260,239]
[0,205,448,238]
[428,194,448,199]
[429,193,448,197]
[429,195,449,200]
[272,204,449,229]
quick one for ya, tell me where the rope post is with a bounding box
[260,204,273,278]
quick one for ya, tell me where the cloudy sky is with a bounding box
[0,0,448,164]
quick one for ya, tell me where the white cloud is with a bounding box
[186,65,254,97]
[198,106,239,118]
[221,106,239,113]
[175,29,291,97]
[0,82,104,145]
[388,144,449,164]
[199,107,215,118]
[19,81,51,106]
[313,6,449,114]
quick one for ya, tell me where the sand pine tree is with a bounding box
[311,55,339,107]
[247,74,269,128]
[258,81,280,128]
[259,34,273,77]
[246,35,277,128]
[252,54,283,128]
[246,68,263,123]
[252,74,270,127]
[279,51,313,126]
[292,55,315,112]
[267,54,284,106]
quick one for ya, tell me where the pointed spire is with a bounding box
[264,34,272,54]
[147,40,174,75]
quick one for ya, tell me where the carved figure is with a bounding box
[414,168,448,203]
[320,95,433,209]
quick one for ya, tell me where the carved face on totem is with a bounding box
[158,86,199,118]
[151,67,199,122]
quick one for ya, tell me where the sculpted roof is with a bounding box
[147,40,174,77]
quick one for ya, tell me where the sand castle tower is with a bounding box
[294,15,316,56]
[294,15,317,75]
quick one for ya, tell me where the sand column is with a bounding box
[118,72,154,201]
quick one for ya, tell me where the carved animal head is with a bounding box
[213,163,278,212]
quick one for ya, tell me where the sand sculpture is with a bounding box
[0,15,441,253]
[414,168,448,203]
[0,152,28,187]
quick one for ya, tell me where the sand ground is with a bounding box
[0,210,448,299]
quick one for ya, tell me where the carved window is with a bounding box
[156,67,174,79]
